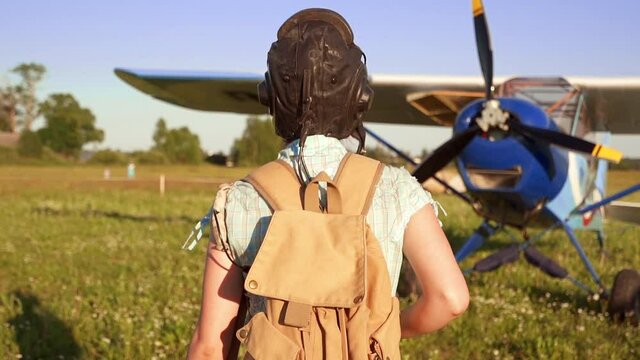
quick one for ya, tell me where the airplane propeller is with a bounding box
[472,0,493,99]
[412,0,622,183]
[508,120,622,164]
[413,125,480,183]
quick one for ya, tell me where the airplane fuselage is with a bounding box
[455,98,569,228]
[453,79,606,230]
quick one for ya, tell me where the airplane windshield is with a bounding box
[498,77,591,135]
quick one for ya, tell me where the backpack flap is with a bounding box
[244,210,367,308]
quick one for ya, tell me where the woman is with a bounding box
[188,8,468,359]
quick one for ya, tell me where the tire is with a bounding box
[608,269,640,326]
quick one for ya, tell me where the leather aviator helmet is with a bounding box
[257,8,373,153]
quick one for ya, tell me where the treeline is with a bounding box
[229,116,412,167]
[89,118,205,165]
[0,62,209,165]
[1,62,413,167]
[91,116,414,167]
[610,158,640,170]
[0,63,104,161]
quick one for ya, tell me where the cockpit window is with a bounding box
[498,77,591,135]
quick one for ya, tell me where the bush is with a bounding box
[610,158,640,170]
[17,130,43,158]
[38,93,104,158]
[88,149,128,165]
[0,146,20,164]
[0,145,69,165]
[231,116,283,166]
[41,147,70,164]
[152,119,203,164]
[131,150,169,165]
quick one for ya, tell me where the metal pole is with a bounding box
[455,220,497,262]
[562,222,603,289]
[575,183,640,215]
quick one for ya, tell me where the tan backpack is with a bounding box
[235,153,401,360]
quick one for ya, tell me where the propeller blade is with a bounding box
[509,120,623,163]
[413,126,482,182]
[472,0,494,99]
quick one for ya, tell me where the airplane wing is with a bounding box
[364,75,484,126]
[566,77,640,134]
[115,68,640,132]
[607,201,640,225]
[114,68,266,115]
[114,68,485,126]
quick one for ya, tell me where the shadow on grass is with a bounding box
[34,205,193,223]
[8,290,82,359]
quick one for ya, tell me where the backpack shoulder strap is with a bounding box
[244,160,303,211]
[334,153,385,215]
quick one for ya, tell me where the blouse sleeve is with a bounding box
[209,183,232,252]
[393,167,444,232]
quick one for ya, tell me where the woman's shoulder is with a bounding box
[376,164,441,217]
[378,164,424,191]
[224,180,263,211]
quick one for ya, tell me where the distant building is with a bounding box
[79,150,96,162]
[206,151,229,166]
[0,132,20,148]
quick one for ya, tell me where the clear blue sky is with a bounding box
[2,0,640,156]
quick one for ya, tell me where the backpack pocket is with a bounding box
[345,305,371,357]
[237,312,301,359]
[370,297,401,360]
[245,210,367,308]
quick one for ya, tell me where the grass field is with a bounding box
[0,165,638,359]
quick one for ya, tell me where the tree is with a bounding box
[130,149,169,165]
[0,85,19,132]
[12,63,46,131]
[37,93,104,158]
[152,117,168,145]
[17,130,43,158]
[231,116,283,166]
[152,118,203,164]
[88,149,128,165]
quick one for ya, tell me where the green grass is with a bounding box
[608,170,640,202]
[0,166,638,359]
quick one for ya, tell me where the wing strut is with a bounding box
[364,127,473,205]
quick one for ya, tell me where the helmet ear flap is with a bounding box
[257,71,273,113]
[357,81,374,116]
[352,68,374,123]
[350,71,373,154]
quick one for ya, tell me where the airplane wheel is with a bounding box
[608,269,640,326]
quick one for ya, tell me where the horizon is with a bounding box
[2,0,640,157]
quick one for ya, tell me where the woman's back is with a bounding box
[224,135,441,296]
[186,9,468,358]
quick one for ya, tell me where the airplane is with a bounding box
[114,1,640,324]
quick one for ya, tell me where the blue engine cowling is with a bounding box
[454,98,568,227]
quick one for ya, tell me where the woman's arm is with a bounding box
[187,244,245,359]
[400,205,469,338]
